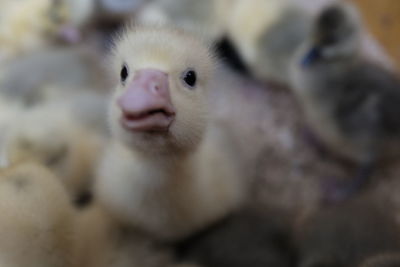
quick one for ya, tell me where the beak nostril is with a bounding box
[150,82,162,95]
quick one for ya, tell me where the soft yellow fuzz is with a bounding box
[97,25,247,240]
[5,104,103,200]
[227,0,288,64]
[0,162,75,267]
[112,25,214,84]
[110,25,215,152]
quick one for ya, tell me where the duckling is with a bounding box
[289,2,400,201]
[96,25,247,241]
[0,161,75,267]
[5,103,104,205]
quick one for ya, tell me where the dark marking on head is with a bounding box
[214,37,251,75]
[74,190,93,208]
[314,4,355,48]
[318,6,346,34]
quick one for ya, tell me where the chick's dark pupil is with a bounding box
[121,66,128,82]
[184,70,196,87]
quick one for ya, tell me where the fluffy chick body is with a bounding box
[96,26,247,241]
[0,162,75,267]
[290,2,400,163]
[5,103,104,204]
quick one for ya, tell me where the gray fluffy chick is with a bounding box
[290,2,400,201]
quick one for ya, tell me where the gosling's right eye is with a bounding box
[120,64,129,84]
[181,68,197,89]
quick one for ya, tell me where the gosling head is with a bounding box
[109,26,215,154]
[301,2,362,67]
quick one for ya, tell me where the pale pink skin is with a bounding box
[117,69,176,132]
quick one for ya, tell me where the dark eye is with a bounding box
[181,69,197,89]
[120,64,129,84]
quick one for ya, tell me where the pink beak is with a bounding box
[117,69,176,132]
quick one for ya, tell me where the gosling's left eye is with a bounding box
[181,69,197,89]
[120,63,129,84]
